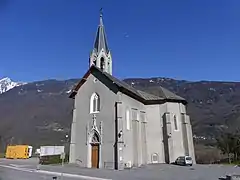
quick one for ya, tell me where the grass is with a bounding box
[221,161,240,165]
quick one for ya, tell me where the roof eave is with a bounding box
[68,76,89,99]
[144,99,187,105]
[69,90,77,99]
[165,98,187,105]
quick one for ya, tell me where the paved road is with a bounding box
[0,158,116,180]
[0,158,60,180]
[0,167,54,180]
[1,158,240,180]
[39,163,240,180]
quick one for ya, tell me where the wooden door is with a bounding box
[91,144,99,168]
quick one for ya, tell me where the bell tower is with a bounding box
[89,9,112,75]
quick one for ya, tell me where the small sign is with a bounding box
[60,152,65,160]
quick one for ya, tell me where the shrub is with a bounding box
[0,153,4,158]
[195,144,223,164]
[39,154,69,165]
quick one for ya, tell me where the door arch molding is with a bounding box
[87,130,101,168]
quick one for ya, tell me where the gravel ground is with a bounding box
[1,158,240,180]
[37,163,240,180]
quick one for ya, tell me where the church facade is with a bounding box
[69,13,195,170]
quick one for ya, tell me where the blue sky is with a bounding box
[0,0,240,82]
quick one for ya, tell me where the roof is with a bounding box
[151,86,185,101]
[69,65,187,105]
[93,13,109,54]
[137,90,164,101]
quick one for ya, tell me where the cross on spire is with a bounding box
[93,8,109,53]
[100,8,103,17]
[100,8,103,26]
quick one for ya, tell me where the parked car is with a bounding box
[174,156,193,166]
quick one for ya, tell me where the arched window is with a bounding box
[173,115,178,130]
[91,132,100,144]
[108,62,110,73]
[90,93,100,113]
[100,57,105,70]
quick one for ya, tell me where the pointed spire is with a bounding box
[100,8,103,26]
[94,8,109,54]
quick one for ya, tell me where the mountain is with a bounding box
[1,77,240,151]
[0,77,26,94]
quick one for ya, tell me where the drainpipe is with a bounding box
[114,101,124,170]
[114,102,119,170]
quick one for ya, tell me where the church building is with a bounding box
[69,12,195,170]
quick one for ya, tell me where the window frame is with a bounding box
[90,93,100,114]
[140,111,146,123]
[173,114,178,131]
[126,109,130,130]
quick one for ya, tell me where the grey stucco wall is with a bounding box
[69,72,118,168]
[145,104,166,164]
[119,93,146,167]
[69,108,77,163]
[166,102,186,162]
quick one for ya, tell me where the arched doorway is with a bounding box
[90,132,100,168]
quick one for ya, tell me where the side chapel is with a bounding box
[69,12,195,170]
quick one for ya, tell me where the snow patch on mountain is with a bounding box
[66,89,72,94]
[0,77,26,94]
[37,89,43,93]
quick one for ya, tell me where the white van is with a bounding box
[174,156,193,166]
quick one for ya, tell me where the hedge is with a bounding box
[39,154,69,165]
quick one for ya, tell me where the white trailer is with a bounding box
[40,146,64,157]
